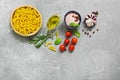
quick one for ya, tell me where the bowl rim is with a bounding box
[10,5,42,37]
[64,11,81,29]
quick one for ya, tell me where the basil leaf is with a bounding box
[76,24,80,27]
[54,38,62,45]
[73,30,80,38]
[70,22,80,27]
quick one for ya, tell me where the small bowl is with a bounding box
[10,5,42,37]
[64,11,81,29]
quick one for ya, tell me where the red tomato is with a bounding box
[69,44,75,51]
[59,44,66,51]
[71,37,78,44]
[65,31,72,38]
[64,39,70,45]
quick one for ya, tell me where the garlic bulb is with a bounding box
[84,11,98,28]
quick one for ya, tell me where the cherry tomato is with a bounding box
[69,44,75,51]
[59,44,66,51]
[65,31,72,38]
[71,37,78,44]
[64,39,70,45]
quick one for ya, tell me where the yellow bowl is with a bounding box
[10,5,42,37]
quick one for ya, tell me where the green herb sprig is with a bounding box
[30,14,60,48]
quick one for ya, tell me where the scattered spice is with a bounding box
[82,11,99,38]
[89,35,91,38]
[82,29,84,32]
[89,29,92,31]
[87,33,89,35]
[97,29,99,31]
[84,32,87,34]
[93,31,95,34]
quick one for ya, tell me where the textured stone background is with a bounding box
[0,0,120,80]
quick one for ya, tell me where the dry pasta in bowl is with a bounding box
[10,5,42,37]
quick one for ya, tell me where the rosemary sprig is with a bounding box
[30,30,56,48]
[34,35,50,48]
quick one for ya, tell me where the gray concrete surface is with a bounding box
[0,0,120,80]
